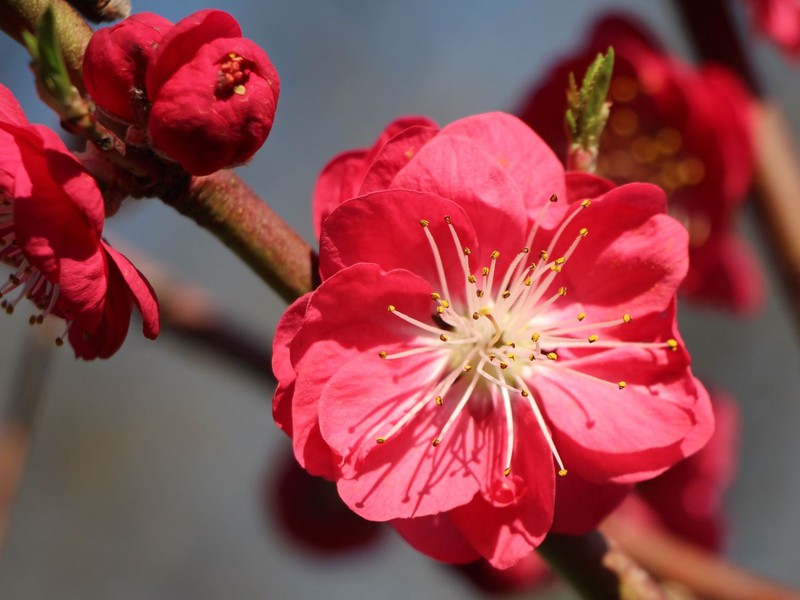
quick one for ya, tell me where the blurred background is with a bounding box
[0,0,799,598]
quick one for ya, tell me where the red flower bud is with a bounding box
[83,12,173,123]
[145,10,280,175]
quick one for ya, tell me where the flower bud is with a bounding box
[83,12,173,122]
[145,10,280,175]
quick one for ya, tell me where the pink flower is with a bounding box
[519,16,763,314]
[747,0,800,59]
[145,9,280,175]
[273,113,712,568]
[83,12,173,123]
[0,84,159,359]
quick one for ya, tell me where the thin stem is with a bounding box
[162,170,317,303]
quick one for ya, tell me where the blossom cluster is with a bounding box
[83,9,280,175]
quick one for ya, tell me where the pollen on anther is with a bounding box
[490,250,500,260]
[581,199,591,208]
[431,292,441,300]
[521,247,530,254]
[444,215,452,224]
[432,438,441,447]
[502,290,511,299]
[439,334,448,342]
[577,312,586,321]
[481,267,490,276]
[472,312,480,320]
[419,219,430,227]
[539,250,548,261]
[549,194,559,203]
[376,437,386,444]
[476,290,484,298]
[441,299,450,308]
[558,286,567,296]
[521,390,529,397]
[435,396,443,406]
[588,334,598,343]
[499,362,508,370]
[437,306,445,314]
[558,469,568,476]
[468,274,477,283]
[555,257,566,265]
[667,339,679,351]
[503,467,512,477]
[387,305,396,312]
[531,332,540,342]
[579,227,589,237]
[623,313,632,323]
[463,364,472,372]
[463,247,471,255]
[378,351,388,359]
[524,277,532,286]
[547,352,558,361]
[618,381,627,389]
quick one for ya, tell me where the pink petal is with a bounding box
[272,294,312,438]
[550,472,631,535]
[389,128,529,265]
[0,84,29,126]
[391,513,480,564]
[358,124,439,195]
[318,190,480,296]
[438,112,567,227]
[103,243,160,339]
[146,9,242,100]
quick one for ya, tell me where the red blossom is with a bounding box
[83,12,173,123]
[0,84,159,359]
[272,113,712,568]
[747,0,800,59]
[145,9,280,175]
[518,16,763,314]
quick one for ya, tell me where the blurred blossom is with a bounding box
[519,15,764,314]
[746,0,800,59]
[0,84,159,359]
[266,451,385,555]
[272,112,712,569]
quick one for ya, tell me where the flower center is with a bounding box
[216,52,253,97]
[376,193,678,478]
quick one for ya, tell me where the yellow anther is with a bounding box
[555,257,566,265]
[419,219,430,227]
[437,306,445,314]
[529,353,535,361]
[378,351,388,359]
[549,193,559,203]
[503,467,512,477]
[463,247,471,255]
[667,339,679,351]
[432,438,441,447]
[539,250,548,261]
[623,313,632,323]
[618,381,627,389]
[430,292,440,300]
[558,469,568,477]
[468,274,477,283]
[521,247,530,254]
[502,290,511,299]
[476,290,484,298]
[577,312,586,321]
[463,364,472,372]
[444,215,452,224]
[439,334,448,342]
[531,333,540,342]
[550,265,562,272]
[579,227,589,237]
[581,199,591,208]
[588,334,598,343]
[509,342,516,348]
[507,353,516,361]
[472,312,480,320]
[524,277,532,286]
[547,352,558,361]
[489,354,496,361]
[558,286,567,296]
[441,299,450,308]
[521,390,529,397]
[490,250,500,259]
[376,438,386,444]
[499,362,508,370]
[387,304,396,312]
[435,396,443,406]
[482,266,490,276]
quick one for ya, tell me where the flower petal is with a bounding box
[103,243,160,339]
[391,512,480,564]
